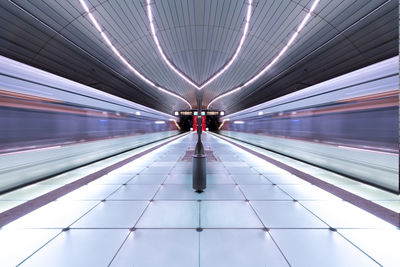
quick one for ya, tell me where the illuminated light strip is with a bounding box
[207,0,320,109]
[146,0,253,90]
[218,118,230,130]
[78,0,192,109]
[169,118,181,130]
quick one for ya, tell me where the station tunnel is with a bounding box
[0,0,399,266]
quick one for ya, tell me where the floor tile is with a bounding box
[72,201,147,228]
[0,228,60,266]
[224,166,258,175]
[6,200,98,228]
[60,185,120,201]
[200,229,289,267]
[206,174,235,184]
[264,173,310,185]
[200,201,263,228]
[110,229,198,267]
[107,185,159,200]
[20,229,128,267]
[127,174,166,185]
[240,185,292,200]
[339,228,400,267]
[270,229,380,267]
[252,201,327,228]
[136,201,199,228]
[278,185,340,200]
[155,185,244,200]
[232,174,272,185]
[89,173,134,185]
[140,166,173,175]
[301,201,393,228]
[164,174,192,184]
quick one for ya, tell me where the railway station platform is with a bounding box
[0,132,399,267]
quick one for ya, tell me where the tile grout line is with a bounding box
[214,137,292,267]
[210,132,400,227]
[14,136,188,266]
[213,133,384,267]
[107,137,187,266]
[0,133,188,228]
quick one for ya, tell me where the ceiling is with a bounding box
[0,0,397,114]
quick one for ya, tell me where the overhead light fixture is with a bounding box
[174,111,179,116]
[136,111,141,116]
[207,0,320,109]
[78,0,191,109]
[146,0,253,90]
[220,111,225,116]
[155,121,165,124]
[258,111,263,116]
[233,121,245,124]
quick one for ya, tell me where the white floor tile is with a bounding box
[278,185,340,200]
[200,229,289,267]
[128,174,167,185]
[339,228,400,267]
[110,229,198,267]
[60,185,120,201]
[270,229,380,267]
[20,229,128,267]
[136,201,199,228]
[252,201,328,228]
[301,201,393,228]
[265,173,310,185]
[0,228,60,266]
[200,201,263,228]
[89,173,134,185]
[107,185,159,200]
[240,185,292,200]
[6,200,98,229]
[155,185,244,200]
[72,201,147,228]
[232,174,272,185]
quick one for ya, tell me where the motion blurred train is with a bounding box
[219,57,399,193]
[0,55,180,192]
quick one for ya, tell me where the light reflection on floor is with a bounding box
[0,133,399,267]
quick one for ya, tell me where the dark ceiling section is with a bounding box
[0,1,187,113]
[214,0,398,113]
[0,0,397,114]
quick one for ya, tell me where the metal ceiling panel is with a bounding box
[0,0,397,113]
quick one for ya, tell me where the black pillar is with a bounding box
[192,90,206,192]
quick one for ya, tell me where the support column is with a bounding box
[192,90,206,192]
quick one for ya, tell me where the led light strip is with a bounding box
[146,0,253,90]
[78,0,192,109]
[207,0,320,109]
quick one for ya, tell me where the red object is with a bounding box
[193,115,197,131]
[193,115,206,131]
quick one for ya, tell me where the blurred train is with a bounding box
[0,55,181,192]
[219,57,399,193]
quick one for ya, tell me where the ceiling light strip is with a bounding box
[207,0,320,109]
[146,0,253,90]
[78,0,192,109]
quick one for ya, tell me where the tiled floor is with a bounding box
[0,133,399,267]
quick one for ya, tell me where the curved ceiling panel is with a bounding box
[0,0,397,114]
